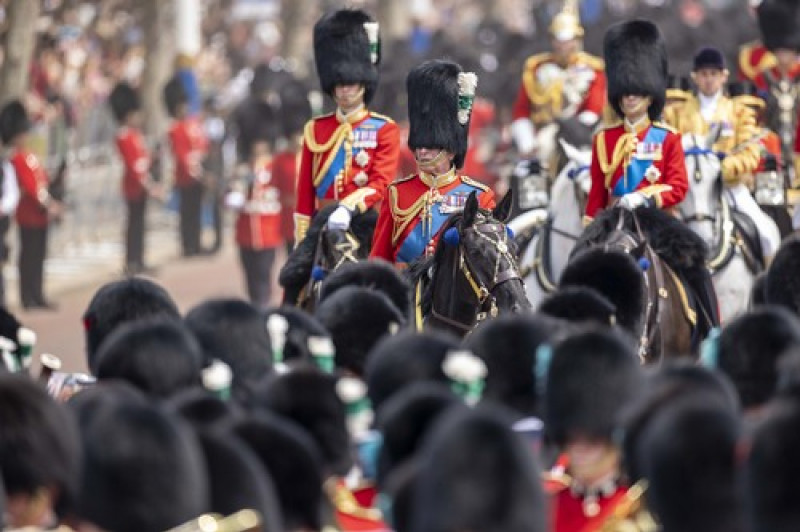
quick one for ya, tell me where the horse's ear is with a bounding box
[462,191,479,227]
[493,189,514,223]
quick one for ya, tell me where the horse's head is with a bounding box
[455,190,532,316]
[679,132,722,242]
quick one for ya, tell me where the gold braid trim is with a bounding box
[304,120,353,188]
[324,479,383,522]
[522,53,564,124]
[738,41,776,82]
[667,268,697,326]
[598,131,636,188]
[637,184,673,209]
[340,187,377,213]
[293,213,311,245]
[389,184,430,245]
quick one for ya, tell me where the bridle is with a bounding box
[427,220,522,333]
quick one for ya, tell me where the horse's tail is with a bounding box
[559,247,645,336]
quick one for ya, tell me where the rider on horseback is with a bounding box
[586,20,720,338]
[370,60,496,265]
[293,9,400,246]
[666,47,781,262]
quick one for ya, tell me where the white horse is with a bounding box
[508,139,592,307]
[679,132,762,322]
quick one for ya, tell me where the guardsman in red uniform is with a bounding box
[294,9,400,245]
[1,101,62,310]
[109,82,162,275]
[543,329,645,532]
[226,133,289,309]
[738,41,776,86]
[164,76,208,257]
[370,60,495,265]
[510,0,605,161]
[751,0,800,181]
[585,20,688,225]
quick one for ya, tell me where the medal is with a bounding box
[353,171,368,187]
[645,165,661,184]
[355,150,370,167]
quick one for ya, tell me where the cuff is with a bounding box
[293,213,310,245]
[638,184,673,209]
[339,187,376,213]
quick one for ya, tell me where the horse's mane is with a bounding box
[575,207,708,274]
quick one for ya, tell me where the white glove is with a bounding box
[618,192,649,210]
[224,190,246,209]
[327,206,352,231]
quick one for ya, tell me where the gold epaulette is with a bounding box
[461,176,490,192]
[524,52,554,71]
[652,121,678,134]
[738,40,776,82]
[576,51,605,71]
[368,111,396,124]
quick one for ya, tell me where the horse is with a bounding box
[570,207,711,362]
[408,191,531,337]
[279,204,377,312]
[678,132,763,322]
[508,138,592,307]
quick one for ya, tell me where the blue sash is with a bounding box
[612,126,669,197]
[316,117,386,199]
[397,182,476,264]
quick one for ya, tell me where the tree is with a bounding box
[140,0,174,140]
[0,0,41,106]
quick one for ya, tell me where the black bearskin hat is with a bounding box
[545,327,644,447]
[758,0,800,52]
[539,286,617,328]
[0,100,31,145]
[412,406,547,532]
[313,9,380,105]
[604,19,668,120]
[108,82,141,124]
[163,75,188,118]
[407,59,476,169]
[263,306,332,365]
[320,259,411,316]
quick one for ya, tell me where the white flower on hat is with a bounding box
[17,327,36,346]
[442,349,487,383]
[337,376,368,405]
[202,359,233,393]
[457,72,478,125]
[363,22,380,64]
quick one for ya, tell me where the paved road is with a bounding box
[15,241,252,374]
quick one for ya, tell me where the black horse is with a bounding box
[279,204,377,312]
[408,191,531,337]
[567,206,718,361]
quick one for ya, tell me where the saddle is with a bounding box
[707,194,764,274]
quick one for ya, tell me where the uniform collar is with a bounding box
[420,167,457,188]
[624,115,650,135]
[336,105,369,125]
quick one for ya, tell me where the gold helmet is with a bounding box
[549,0,584,42]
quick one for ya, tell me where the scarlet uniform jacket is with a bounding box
[511,52,606,126]
[13,150,50,228]
[370,169,495,264]
[235,161,291,250]
[585,119,688,223]
[738,41,776,86]
[115,126,150,201]
[168,117,208,188]
[294,108,400,243]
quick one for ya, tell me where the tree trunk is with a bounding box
[140,0,174,140]
[0,0,41,106]
[280,0,314,78]
[377,0,410,41]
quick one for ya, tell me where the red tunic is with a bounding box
[753,63,800,92]
[759,128,782,171]
[295,110,400,219]
[115,126,150,201]
[13,150,50,228]
[738,41,776,87]
[272,149,299,242]
[511,52,606,124]
[168,117,208,188]
[370,171,496,264]
[585,121,688,221]
[235,161,288,250]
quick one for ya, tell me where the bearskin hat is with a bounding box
[313,9,380,105]
[765,236,800,315]
[229,414,324,532]
[407,60,476,169]
[604,19,668,120]
[165,388,244,430]
[636,395,742,532]
[364,330,459,412]
[545,327,644,447]
[195,431,283,531]
[108,81,141,124]
[0,100,30,145]
[263,306,332,365]
[412,406,547,532]
[539,286,618,328]
[163,75,188,118]
[315,286,405,377]
[747,398,800,532]
[254,365,352,477]
[758,0,800,52]
[716,306,800,409]
[320,259,411,316]
[464,314,566,418]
